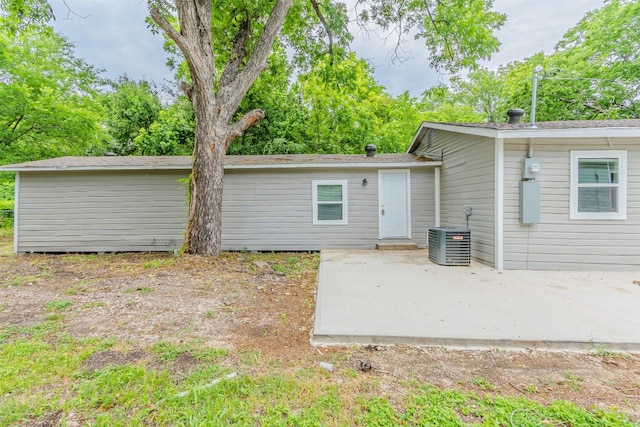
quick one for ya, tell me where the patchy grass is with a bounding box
[0,227,12,255]
[143,258,175,269]
[0,324,634,426]
[44,300,74,311]
[1,249,638,425]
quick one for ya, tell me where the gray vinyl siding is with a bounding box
[222,168,434,250]
[503,138,640,270]
[15,166,434,253]
[416,130,496,266]
[410,168,435,246]
[16,170,188,253]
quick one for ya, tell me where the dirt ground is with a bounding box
[1,251,639,421]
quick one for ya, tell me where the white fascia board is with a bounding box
[494,138,504,270]
[499,127,640,139]
[13,172,19,254]
[224,161,443,170]
[407,124,430,153]
[416,122,640,140]
[3,161,442,173]
[0,165,192,172]
[418,122,500,138]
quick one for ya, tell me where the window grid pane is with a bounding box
[313,180,347,225]
[570,150,626,220]
[317,203,343,221]
[578,187,617,213]
[317,185,343,202]
[578,159,618,184]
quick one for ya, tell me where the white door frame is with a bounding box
[378,169,411,239]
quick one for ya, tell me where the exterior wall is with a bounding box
[416,130,496,266]
[503,138,640,270]
[16,170,188,253]
[15,166,435,252]
[221,167,435,250]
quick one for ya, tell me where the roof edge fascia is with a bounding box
[410,122,640,145]
[1,161,443,173]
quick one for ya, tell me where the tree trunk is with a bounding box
[150,0,293,256]
[185,114,226,256]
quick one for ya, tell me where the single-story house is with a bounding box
[1,153,440,253]
[2,118,639,271]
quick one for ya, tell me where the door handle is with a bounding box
[381,209,385,215]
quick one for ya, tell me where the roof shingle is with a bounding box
[1,153,436,171]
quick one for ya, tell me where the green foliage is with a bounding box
[299,53,384,153]
[421,1,640,123]
[355,0,505,73]
[0,0,56,35]
[281,0,352,70]
[149,0,505,157]
[419,84,485,123]
[135,96,194,155]
[230,51,428,155]
[297,53,421,154]
[0,23,105,162]
[0,173,13,228]
[452,68,504,122]
[498,0,640,121]
[229,45,310,155]
[3,0,509,165]
[98,77,163,156]
[547,0,640,119]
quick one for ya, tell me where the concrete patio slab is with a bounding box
[312,250,640,351]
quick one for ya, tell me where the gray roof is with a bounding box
[1,153,439,172]
[435,118,640,130]
[409,119,640,152]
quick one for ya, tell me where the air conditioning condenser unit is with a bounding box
[428,227,471,266]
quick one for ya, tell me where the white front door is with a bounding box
[379,170,411,239]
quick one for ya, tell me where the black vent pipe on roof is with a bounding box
[365,144,377,157]
[507,108,525,124]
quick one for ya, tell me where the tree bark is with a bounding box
[150,0,293,255]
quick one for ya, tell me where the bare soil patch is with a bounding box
[1,251,639,421]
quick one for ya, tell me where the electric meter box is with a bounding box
[522,158,541,180]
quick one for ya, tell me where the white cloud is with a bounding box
[49,0,605,97]
[51,0,172,84]
[483,0,602,70]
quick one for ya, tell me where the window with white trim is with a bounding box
[312,180,348,225]
[570,150,627,220]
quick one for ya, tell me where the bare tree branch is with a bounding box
[309,0,334,61]
[61,0,88,20]
[11,114,24,132]
[424,0,454,61]
[150,1,217,104]
[218,0,294,120]
[149,7,186,52]
[225,109,265,149]
[219,14,251,89]
[179,81,193,101]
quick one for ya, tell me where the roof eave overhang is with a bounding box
[409,122,640,150]
[224,161,442,170]
[1,161,443,173]
[496,127,640,139]
[0,165,192,172]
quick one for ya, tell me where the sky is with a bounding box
[50,0,604,97]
